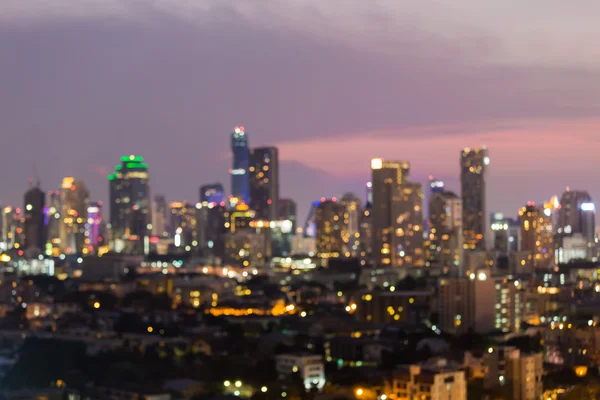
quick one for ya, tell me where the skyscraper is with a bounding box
[60,177,90,254]
[108,155,151,251]
[460,147,490,251]
[87,201,103,250]
[277,198,297,256]
[557,189,595,258]
[340,193,362,257]
[23,185,45,252]
[1,206,17,251]
[315,199,347,259]
[428,178,463,268]
[230,126,250,204]
[200,183,225,204]
[45,191,61,256]
[371,158,424,267]
[152,195,168,237]
[250,146,279,221]
[519,202,553,268]
[170,201,198,250]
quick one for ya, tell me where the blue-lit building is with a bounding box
[230,126,250,204]
[200,183,225,204]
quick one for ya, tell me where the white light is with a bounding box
[581,203,595,212]
[371,158,383,170]
[484,156,490,166]
[281,220,293,234]
[544,208,552,217]
[77,257,83,264]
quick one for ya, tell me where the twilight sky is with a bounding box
[2,0,600,223]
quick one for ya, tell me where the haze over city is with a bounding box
[2,1,600,221]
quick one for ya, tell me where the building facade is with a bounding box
[230,126,250,204]
[249,146,279,221]
[460,147,490,251]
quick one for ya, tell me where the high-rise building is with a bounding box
[359,206,372,261]
[108,155,151,252]
[169,201,198,249]
[23,185,45,252]
[371,158,408,267]
[59,177,90,254]
[460,147,490,251]
[1,207,15,251]
[249,146,279,221]
[200,183,224,204]
[340,193,362,257]
[152,195,168,237]
[519,203,553,268]
[428,177,463,268]
[277,198,297,256]
[371,158,424,267]
[196,201,227,259]
[230,126,250,204]
[303,200,321,238]
[557,189,595,258]
[87,202,103,250]
[315,199,347,259]
[45,191,61,256]
[490,213,520,255]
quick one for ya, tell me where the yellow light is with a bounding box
[371,158,383,170]
[0,254,10,263]
[356,388,364,396]
[147,326,153,333]
[224,381,231,387]
[261,386,268,393]
[235,381,242,387]
[93,302,100,309]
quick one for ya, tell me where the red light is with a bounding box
[15,208,21,214]
[219,202,225,207]
[73,211,78,217]
[320,197,326,202]
[18,250,23,256]
[240,126,245,131]
[332,197,337,202]
[150,237,159,244]
[88,246,94,251]
[267,199,272,205]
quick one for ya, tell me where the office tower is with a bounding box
[87,202,103,250]
[108,155,151,251]
[491,213,520,255]
[340,193,362,257]
[59,177,90,254]
[428,177,463,268]
[23,185,46,252]
[460,147,490,251]
[371,158,425,267]
[230,126,250,204]
[315,199,347,258]
[278,199,297,230]
[152,195,168,237]
[200,183,224,204]
[249,146,279,221]
[557,189,595,258]
[519,203,553,268]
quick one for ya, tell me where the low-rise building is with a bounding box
[275,353,325,390]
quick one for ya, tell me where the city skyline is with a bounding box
[2,1,600,223]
